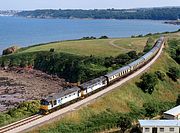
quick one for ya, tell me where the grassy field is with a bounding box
[29,33,180,133]
[18,38,149,57]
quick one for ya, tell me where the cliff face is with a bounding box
[0,10,19,16]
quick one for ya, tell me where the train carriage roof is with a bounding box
[105,66,130,78]
[155,41,162,48]
[45,86,81,101]
[149,46,159,53]
[142,51,154,60]
[128,58,144,67]
[80,76,106,89]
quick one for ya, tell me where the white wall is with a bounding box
[83,81,107,95]
[142,126,180,133]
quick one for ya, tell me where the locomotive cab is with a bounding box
[40,99,50,114]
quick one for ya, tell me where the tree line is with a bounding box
[16,7,180,20]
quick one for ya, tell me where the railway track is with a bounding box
[0,42,164,133]
[0,114,42,133]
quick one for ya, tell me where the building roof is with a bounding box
[105,66,130,78]
[45,86,81,101]
[80,76,106,89]
[139,120,180,127]
[164,105,180,116]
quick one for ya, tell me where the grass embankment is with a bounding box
[17,38,147,57]
[29,35,179,133]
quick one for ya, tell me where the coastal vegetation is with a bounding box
[0,101,39,127]
[16,7,180,20]
[0,37,149,83]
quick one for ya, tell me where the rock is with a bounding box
[2,46,19,55]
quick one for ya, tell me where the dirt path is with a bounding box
[108,39,130,51]
[0,68,65,112]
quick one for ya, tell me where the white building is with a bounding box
[139,120,180,133]
[164,105,180,120]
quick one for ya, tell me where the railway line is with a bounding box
[0,40,164,133]
[0,114,42,133]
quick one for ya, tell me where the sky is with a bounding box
[0,0,180,10]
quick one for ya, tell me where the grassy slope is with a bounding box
[30,34,180,133]
[18,38,148,57]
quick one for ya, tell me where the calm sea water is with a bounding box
[0,16,180,53]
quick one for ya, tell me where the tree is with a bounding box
[167,67,180,81]
[99,36,108,39]
[117,116,132,133]
[143,37,154,52]
[127,51,138,59]
[49,48,55,52]
[130,126,141,133]
[155,70,166,81]
[137,73,158,94]
[176,94,180,106]
[143,102,160,117]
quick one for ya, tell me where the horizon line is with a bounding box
[1,6,180,11]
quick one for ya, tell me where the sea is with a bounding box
[0,16,180,54]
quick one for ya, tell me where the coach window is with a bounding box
[160,128,164,132]
[102,80,106,84]
[145,128,149,132]
[58,99,61,103]
[54,100,57,105]
[169,128,174,132]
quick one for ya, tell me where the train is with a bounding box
[40,37,165,114]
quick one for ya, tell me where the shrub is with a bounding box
[176,94,180,106]
[143,101,175,117]
[137,73,158,94]
[155,70,166,81]
[99,36,108,39]
[167,67,180,81]
[117,115,132,133]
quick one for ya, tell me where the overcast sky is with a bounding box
[0,0,180,10]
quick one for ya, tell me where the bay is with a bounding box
[0,16,179,54]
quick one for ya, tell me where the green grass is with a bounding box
[30,33,180,133]
[18,38,148,57]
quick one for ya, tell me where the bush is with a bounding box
[143,37,154,52]
[155,70,166,81]
[143,101,175,117]
[167,67,180,81]
[117,115,132,133]
[99,36,108,39]
[0,113,11,126]
[176,94,180,106]
[137,73,158,94]
[0,100,40,127]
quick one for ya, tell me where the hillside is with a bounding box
[17,37,148,57]
[1,37,155,83]
[27,33,180,133]
[16,7,180,20]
